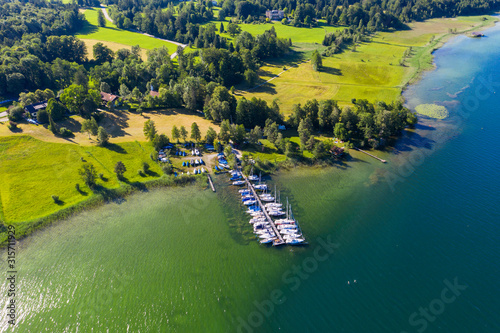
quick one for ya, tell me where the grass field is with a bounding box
[82,39,149,60]
[0,136,163,222]
[76,8,178,57]
[0,108,219,146]
[215,19,341,44]
[239,15,497,114]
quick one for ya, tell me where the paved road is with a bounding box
[99,5,186,59]
[100,4,114,23]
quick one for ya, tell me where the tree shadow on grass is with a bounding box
[61,117,83,133]
[100,110,131,138]
[76,18,99,36]
[77,189,89,196]
[321,66,342,76]
[92,184,120,202]
[119,176,149,192]
[105,143,127,154]
[146,170,159,177]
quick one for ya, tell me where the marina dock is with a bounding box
[207,174,216,192]
[241,173,285,246]
[353,147,387,163]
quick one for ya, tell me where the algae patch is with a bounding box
[415,104,449,119]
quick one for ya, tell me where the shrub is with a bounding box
[114,161,127,178]
[138,169,144,176]
[99,173,105,180]
[75,183,80,192]
[142,162,150,174]
[162,163,173,175]
[7,121,17,130]
[59,127,73,137]
[51,195,59,203]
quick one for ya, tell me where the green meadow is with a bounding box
[76,8,178,56]
[0,136,162,223]
[217,19,341,44]
[239,15,497,114]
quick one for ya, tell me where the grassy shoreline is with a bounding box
[403,15,498,90]
[0,173,205,247]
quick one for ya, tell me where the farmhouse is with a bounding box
[266,10,284,20]
[100,92,119,107]
[24,100,49,119]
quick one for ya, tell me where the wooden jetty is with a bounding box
[241,173,285,246]
[207,174,216,192]
[353,147,387,163]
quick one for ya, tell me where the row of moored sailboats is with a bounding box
[231,170,306,246]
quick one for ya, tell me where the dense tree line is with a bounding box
[289,98,417,148]
[0,1,85,45]
[226,0,499,27]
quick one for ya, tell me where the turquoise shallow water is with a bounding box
[2,24,500,332]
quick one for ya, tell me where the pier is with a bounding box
[207,174,216,192]
[353,147,387,163]
[241,174,285,246]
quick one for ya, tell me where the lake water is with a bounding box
[2,25,500,332]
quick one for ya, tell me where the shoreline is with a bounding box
[402,15,499,93]
[0,174,205,247]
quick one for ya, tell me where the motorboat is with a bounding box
[243,200,257,206]
[260,238,276,244]
[232,180,245,186]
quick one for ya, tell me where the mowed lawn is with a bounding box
[0,136,162,223]
[240,15,497,114]
[76,8,178,56]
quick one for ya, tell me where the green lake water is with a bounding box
[2,23,500,333]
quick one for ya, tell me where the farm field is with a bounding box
[239,15,497,114]
[76,8,178,57]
